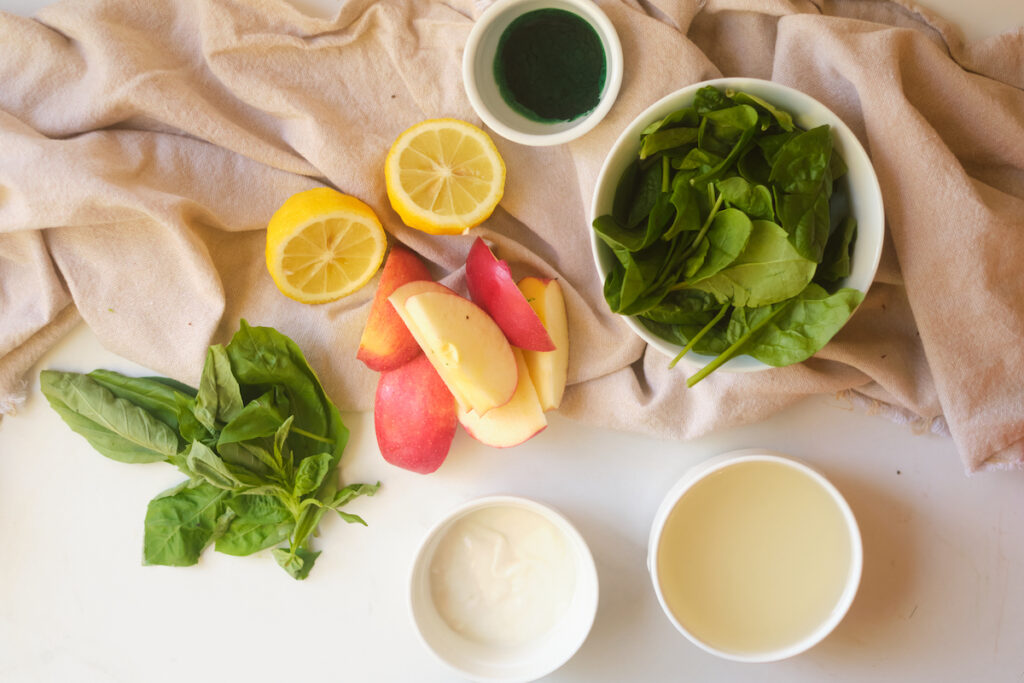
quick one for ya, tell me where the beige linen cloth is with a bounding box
[1,0,1022,472]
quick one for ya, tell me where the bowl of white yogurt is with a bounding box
[409,496,599,682]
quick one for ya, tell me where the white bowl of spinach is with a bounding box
[590,78,883,386]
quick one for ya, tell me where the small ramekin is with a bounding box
[409,495,599,682]
[462,0,624,146]
[647,449,863,662]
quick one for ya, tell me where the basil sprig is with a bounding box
[40,320,378,580]
[593,86,864,386]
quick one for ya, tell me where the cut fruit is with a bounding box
[375,354,457,474]
[517,277,569,411]
[465,237,555,351]
[384,118,506,235]
[266,187,387,304]
[357,245,433,372]
[458,349,547,448]
[388,283,518,415]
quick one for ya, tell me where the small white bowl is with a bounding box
[590,77,884,373]
[409,495,599,682]
[647,449,863,662]
[462,0,623,146]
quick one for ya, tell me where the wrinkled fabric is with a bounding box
[1,0,1021,472]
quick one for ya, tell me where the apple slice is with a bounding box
[458,349,547,448]
[374,354,457,474]
[357,245,433,372]
[465,238,555,352]
[517,277,569,411]
[389,283,518,415]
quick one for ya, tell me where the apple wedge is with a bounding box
[374,354,457,474]
[389,282,518,415]
[357,245,433,372]
[458,349,547,448]
[465,237,555,352]
[517,277,569,411]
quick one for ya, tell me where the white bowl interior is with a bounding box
[646,449,863,662]
[463,0,623,146]
[589,77,884,372]
[409,496,599,682]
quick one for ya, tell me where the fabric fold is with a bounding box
[1,0,1021,472]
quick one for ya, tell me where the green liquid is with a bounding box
[494,9,607,123]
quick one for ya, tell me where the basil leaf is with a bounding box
[293,452,332,498]
[218,387,290,446]
[87,370,191,431]
[226,321,348,466]
[143,481,230,566]
[215,495,293,557]
[272,547,321,581]
[186,441,243,491]
[194,345,243,432]
[40,371,177,464]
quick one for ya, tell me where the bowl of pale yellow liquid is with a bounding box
[648,449,862,662]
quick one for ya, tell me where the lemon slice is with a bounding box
[385,118,506,235]
[265,187,387,304]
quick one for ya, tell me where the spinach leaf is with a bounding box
[143,481,231,566]
[641,106,698,136]
[639,126,698,159]
[737,147,771,185]
[685,208,753,283]
[689,220,815,307]
[664,176,701,239]
[194,344,243,432]
[777,189,831,263]
[756,132,798,165]
[40,371,177,464]
[769,125,832,195]
[703,105,759,143]
[215,495,293,557]
[612,159,639,225]
[694,85,730,114]
[726,90,795,132]
[744,285,865,366]
[643,290,721,325]
[716,177,774,221]
[817,216,857,283]
[625,161,663,229]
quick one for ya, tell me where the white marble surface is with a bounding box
[1,1,1023,682]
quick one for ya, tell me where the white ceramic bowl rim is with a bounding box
[462,0,624,146]
[589,77,885,372]
[409,495,599,682]
[646,449,863,663]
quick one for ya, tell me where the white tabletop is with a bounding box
[2,1,1023,682]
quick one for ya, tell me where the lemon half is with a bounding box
[265,187,387,304]
[384,118,506,235]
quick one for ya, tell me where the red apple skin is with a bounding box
[464,238,555,352]
[357,245,433,372]
[374,354,457,474]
